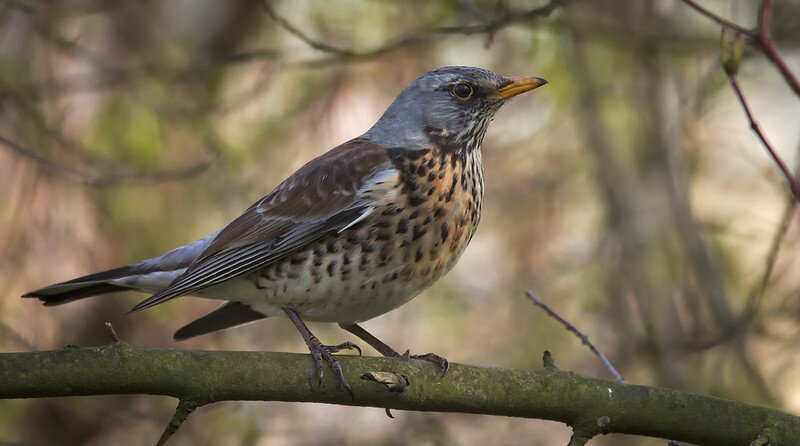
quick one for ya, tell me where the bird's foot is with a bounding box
[305,337,361,399]
[400,349,450,376]
[325,341,362,356]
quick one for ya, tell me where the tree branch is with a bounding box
[0,133,216,187]
[1,343,798,445]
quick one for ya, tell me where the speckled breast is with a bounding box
[246,146,484,323]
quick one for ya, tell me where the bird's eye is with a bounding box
[452,82,473,100]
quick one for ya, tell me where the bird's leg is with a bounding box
[338,322,449,375]
[284,308,360,399]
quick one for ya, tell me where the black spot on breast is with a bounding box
[445,179,457,202]
[407,194,426,206]
[313,245,326,257]
[327,261,338,277]
[359,256,370,271]
[403,178,418,193]
[382,207,401,216]
[276,262,288,279]
[379,248,392,266]
[415,248,424,262]
[404,149,425,161]
[261,268,276,281]
[396,218,409,234]
[412,225,427,241]
[441,222,450,240]
[290,252,309,265]
[326,240,342,254]
[376,229,392,241]
[311,266,322,283]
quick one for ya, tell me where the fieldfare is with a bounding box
[24,66,547,395]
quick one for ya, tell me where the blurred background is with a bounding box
[1,0,799,445]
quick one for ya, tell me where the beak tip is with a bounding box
[494,76,549,99]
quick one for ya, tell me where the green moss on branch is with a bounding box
[1,343,797,445]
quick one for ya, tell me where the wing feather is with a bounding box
[129,138,393,313]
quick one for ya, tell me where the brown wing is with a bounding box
[129,137,393,312]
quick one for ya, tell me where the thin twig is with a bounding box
[156,400,200,446]
[679,0,754,36]
[744,195,796,318]
[261,0,566,65]
[726,75,800,201]
[0,133,216,187]
[524,291,625,383]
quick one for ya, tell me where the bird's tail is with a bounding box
[22,265,148,306]
[22,231,219,307]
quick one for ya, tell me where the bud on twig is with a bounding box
[720,28,743,76]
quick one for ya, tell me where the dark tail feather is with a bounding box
[173,301,267,341]
[24,283,130,306]
[22,265,142,306]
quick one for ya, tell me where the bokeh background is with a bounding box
[1,0,799,445]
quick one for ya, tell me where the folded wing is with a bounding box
[129,137,395,312]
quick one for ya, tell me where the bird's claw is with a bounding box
[400,349,450,376]
[325,341,362,356]
[305,337,359,400]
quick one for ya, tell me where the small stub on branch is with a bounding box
[361,371,409,393]
[542,350,557,369]
[597,415,611,428]
[104,322,120,343]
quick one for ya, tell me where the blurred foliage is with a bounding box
[1,0,800,445]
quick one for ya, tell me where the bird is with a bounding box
[23,66,547,396]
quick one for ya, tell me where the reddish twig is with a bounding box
[680,0,800,97]
[753,0,800,97]
[726,75,800,201]
[679,0,755,36]
[681,0,800,200]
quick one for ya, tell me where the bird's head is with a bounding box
[365,66,547,152]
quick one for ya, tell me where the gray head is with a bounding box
[365,66,547,152]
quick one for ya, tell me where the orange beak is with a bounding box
[493,77,548,100]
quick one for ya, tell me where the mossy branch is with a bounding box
[1,343,798,445]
